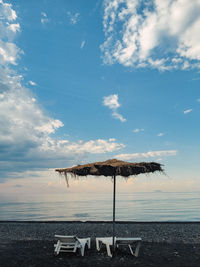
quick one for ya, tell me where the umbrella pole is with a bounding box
[112,174,116,256]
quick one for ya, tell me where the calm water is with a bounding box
[0,192,199,221]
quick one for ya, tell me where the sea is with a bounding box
[0,192,199,221]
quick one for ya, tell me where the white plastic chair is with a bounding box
[96,237,114,257]
[96,237,142,257]
[116,237,142,257]
[54,235,91,256]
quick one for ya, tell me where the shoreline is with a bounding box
[1,220,200,223]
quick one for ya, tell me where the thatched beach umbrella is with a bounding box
[55,159,163,254]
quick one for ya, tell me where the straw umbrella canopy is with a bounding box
[55,159,163,254]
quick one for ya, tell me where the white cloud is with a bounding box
[184,108,192,114]
[0,2,22,65]
[80,40,85,49]
[157,133,164,137]
[35,119,64,134]
[115,150,178,161]
[7,23,20,33]
[67,12,80,25]
[40,139,124,154]
[41,12,49,24]
[112,110,126,122]
[103,94,126,122]
[0,2,125,180]
[133,128,144,133]
[41,18,49,24]
[103,94,120,109]
[41,12,47,17]
[28,80,37,86]
[0,40,21,65]
[0,1,17,21]
[101,0,200,70]
[197,98,200,102]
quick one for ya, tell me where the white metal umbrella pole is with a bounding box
[112,174,116,255]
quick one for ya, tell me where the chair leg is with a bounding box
[106,244,112,257]
[128,244,134,255]
[73,243,78,253]
[134,241,141,257]
[54,240,61,255]
[87,238,91,249]
[129,241,141,257]
[80,245,85,256]
[96,239,102,251]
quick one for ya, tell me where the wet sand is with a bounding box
[0,221,200,266]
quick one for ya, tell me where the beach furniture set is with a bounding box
[55,160,161,258]
[56,159,163,256]
[54,235,142,257]
[54,235,91,256]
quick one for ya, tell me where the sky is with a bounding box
[0,0,200,200]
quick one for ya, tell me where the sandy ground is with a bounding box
[0,221,200,267]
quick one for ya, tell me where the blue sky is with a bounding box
[0,0,200,197]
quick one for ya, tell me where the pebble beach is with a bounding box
[0,221,200,266]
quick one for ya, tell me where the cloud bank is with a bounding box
[101,0,200,71]
[0,1,124,179]
[116,150,178,160]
